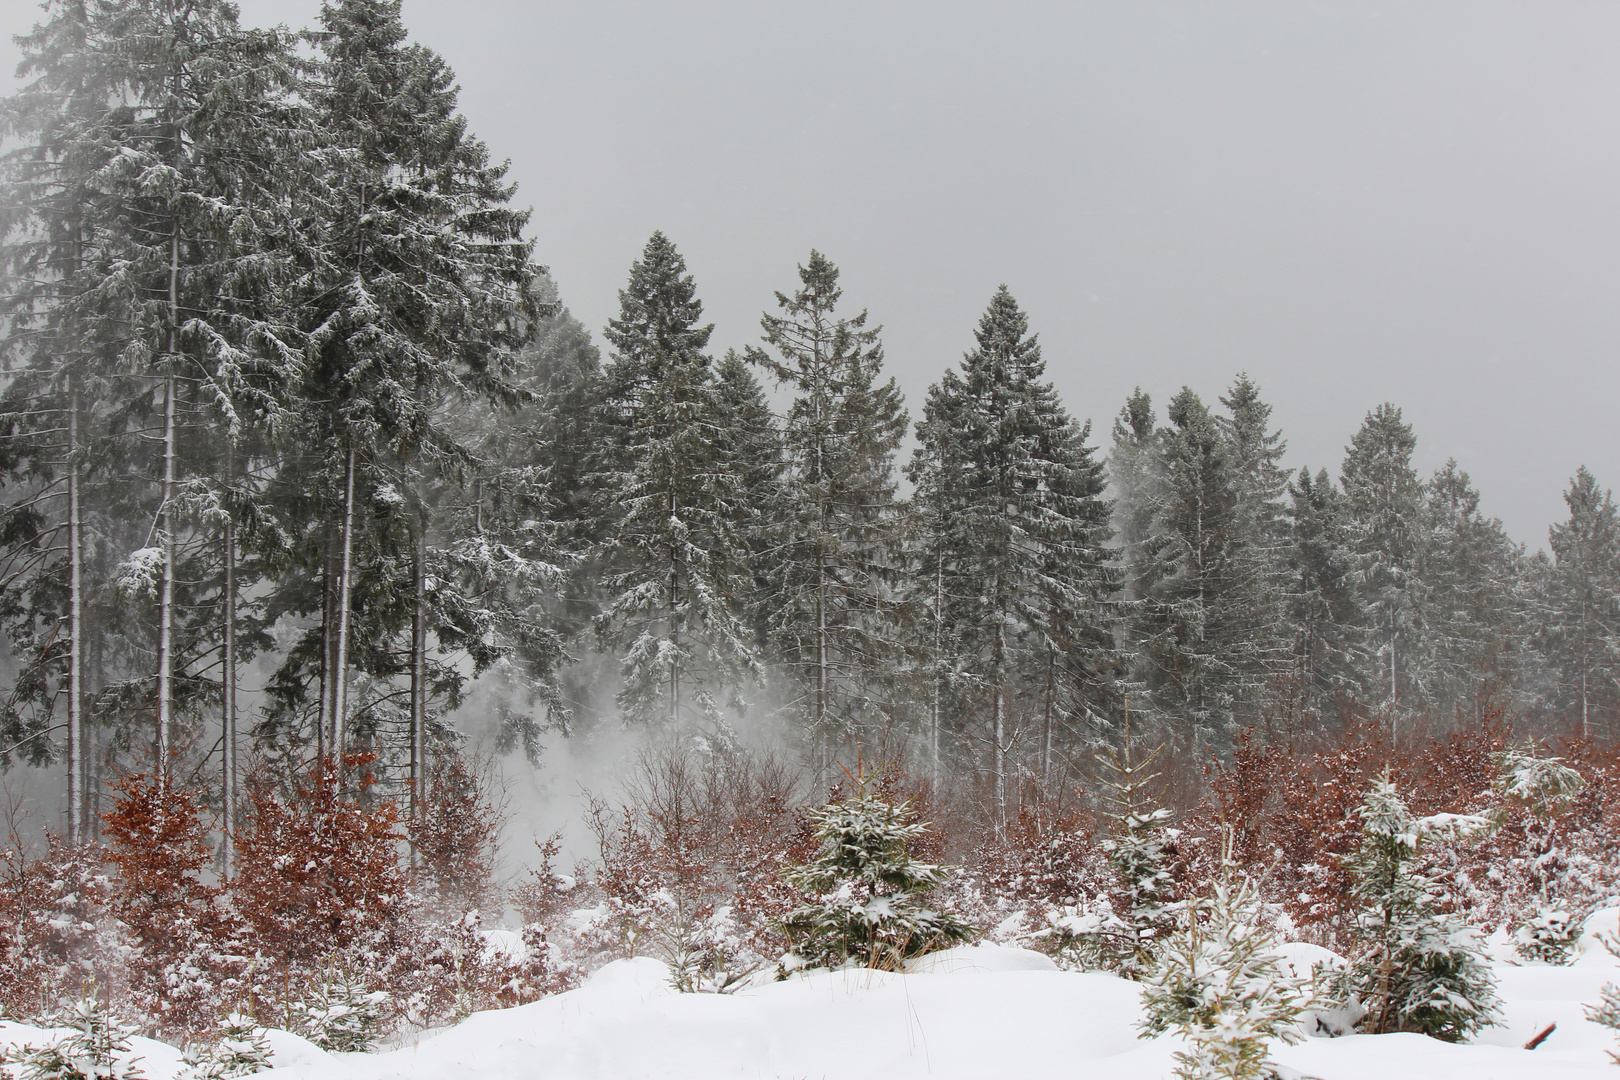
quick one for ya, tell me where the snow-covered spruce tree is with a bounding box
[1108,389,1160,625]
[443,284,599,758]
[1139,834,1305,1080]
[1340,404,1422,714]
[776,776,973,972]
[744,251,907,770]
[1337,770,1499,1041]
[185,1014,272,1080]
[590,232,760,731]
[1132,383,1288,751]
[711,348,783,657]
[1531,467,1620,739]
[262,0,537,766]
[906,287,1114,828]
[296,963,388,1054]
[1284,466,1368,722]
[15,996,145,1080]
[1587,981,1620,1064]
[1405,461,1524,715]
[1082,721,1177,978]
[1490,746,1585,963]
[0,0,307,818]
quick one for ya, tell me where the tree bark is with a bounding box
[67,387,83,842]
[157,367,176,775]
[221,440,237,875]
[410,515,427,823]
[331,443,356,754]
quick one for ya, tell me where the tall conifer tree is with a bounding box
[262,0,536,773]
[1533,467,1620,737]
[1284,467,1366,721]
[1340,404,1422,713]
[592,233,758,732]
[746,252,907,767]
[909,287,1112,827]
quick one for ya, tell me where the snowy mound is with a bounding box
[248,942,1620,1080]
[903,943,1059,975]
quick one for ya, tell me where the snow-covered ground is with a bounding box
[5,920,1618,1080]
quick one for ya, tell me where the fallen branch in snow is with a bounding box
[1523,1022,1556,1050]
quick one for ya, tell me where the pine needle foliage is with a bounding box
[777,769,973,972]
[185,1014,272,1079]
[1140,833,1305,1080]
[16,997,145,1080]
[1336,770,1499,1042]
[1587,979,1620,1065]
[1091,717,1177,978]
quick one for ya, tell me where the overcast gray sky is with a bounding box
[6,0,1619,547]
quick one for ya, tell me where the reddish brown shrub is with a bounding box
[101,773,237,1037]
[231,755,406,974]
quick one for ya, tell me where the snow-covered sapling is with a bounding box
[15,997,145,1080]
[297,965,389,1053]
[776,777,973,972]
[1085,723,1177,977]
[1587,980,1620,1064]
[1491,746,1585,964]
[1336,770,1499,1042]
[1139,832,1305,1080]
[185,1014,273,1079]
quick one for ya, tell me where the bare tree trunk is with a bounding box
[410,516,427,824]
[67,387,83,842]
[817,545,828,757]
[931,552,943,787]
[221,440,237,875]
[668,488,680,728]
[993,615,1007,836]
[157,368,176,775]
[331,443,356,754]
[1042,648,1055,788]
[318,527,333,761]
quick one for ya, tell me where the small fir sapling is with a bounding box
[1490,747,1586,964]
[1073,719,1176,977]
[15,996,145,1080]
[184,1014,272,1079]
[296,964,389,1053]
[1139,831,1305,1080]
[1587,979,1620,1064]
[776,768,973,973]
[1336,770,1499,1042]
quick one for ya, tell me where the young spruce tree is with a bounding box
[1337,770,1499,1042]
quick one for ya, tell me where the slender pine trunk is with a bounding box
[1042,648,1054,788]
[816,540,828,768]
[157,368,176,775]
[410,515,427,824]
[318,526,334,761]
[993,612,1007,835]
[668,485,680,728]
[221,440,237,876]
[930,552,943,788]
[67,387,83,842]
[331,443,356,754]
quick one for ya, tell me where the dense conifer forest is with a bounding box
[1,1,1619,1071]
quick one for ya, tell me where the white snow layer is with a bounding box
[7,920,1619,1080]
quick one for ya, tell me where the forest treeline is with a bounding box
[2,0,1618,852]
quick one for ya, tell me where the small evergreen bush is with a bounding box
[776,780,973,972]
[1335,771,1499,1042]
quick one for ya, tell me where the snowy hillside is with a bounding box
[7,934,1614,1080]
